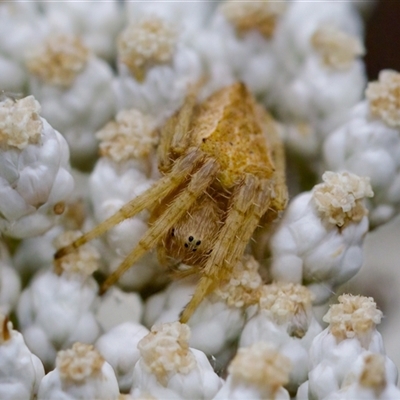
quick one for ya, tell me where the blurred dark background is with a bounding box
[365,0,400,79]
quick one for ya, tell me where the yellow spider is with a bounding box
[55,82,287,323]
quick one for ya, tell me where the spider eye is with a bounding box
[184,243,189,248]
[196,240,201,245]
[171,228,175,237]
[188,236,193,242]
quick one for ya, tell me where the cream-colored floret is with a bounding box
[323,294,382,342]
[118,16,177,82]
[311,25,365,70]
[0,96,42,149]
[53,230,100,277]
[366,69,400,128]
[359,354,386,394]
[57,342,104,383]
[96,109,158,163]
[26,35,89,88]
[0,314,11,344]
[138,322,196,385]
[313,171,373,227]
[259,283,314,337]
[214,255,263,308]
[220,0,286,38]
[229,342,291,393]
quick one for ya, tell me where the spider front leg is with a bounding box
[54,148,204,260]
[180,175,273,323]
[99,158,219,294]
[158,86,198,171]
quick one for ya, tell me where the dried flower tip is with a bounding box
[57,342,104,383]
[0,96,42,150]
[313,171,373,227]
[259,283,314,337]
[26,35,89,88]
[229,342,291,394]
[118,16,178,82]
[366,69,400,128]
[96,109,158,163]
[119,394,156,400]
[0,314,12,344]
[359,354,387,395]
[220,0,286,39]
[63,199,86,230]
[120,396,155,400]
[323,294,382,342]
[138,322,196,385]
[311,25,365,70]
[0,91,23,103]
[53,230,100,277]
[215,255,263,308]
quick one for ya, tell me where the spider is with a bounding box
[55,82,288,323]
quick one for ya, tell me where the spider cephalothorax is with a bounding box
[55,82,288,322]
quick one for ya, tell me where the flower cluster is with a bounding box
[1,1,399,399]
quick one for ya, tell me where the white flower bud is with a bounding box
[118,17,178,82]
[90,113,165,292]
[307,295,392,400]
[313,171,373,227]
[311,25,364,71]
[268,2,365,156]
[323,76,400,227]
[17,231,101,369]
[366,69,400,128]
[40,1,124,61]
[96,109,158,164]
[0,96,74,238]
[26,35,90,88]
[271,173,371,303]
[115,15,202,124]
[214,342,291,400]
[0,314,45,400]
[126,0,215,41]
[240,283,322,393]
[323,353,399,400]
[323,295,382,347]
[220,0,286,39]
[96,322,149,392]
[38,342,119,400]
[0,3,48,92]
[26,34,116,168]
[131,322,222,400]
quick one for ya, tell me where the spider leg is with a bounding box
[158,86,198,172]
[251,118,288,259]
[54,148,204,260]
[224,179,273,267]
[99,158,219,294]
[263,115,288,220]
[180,175,273,323]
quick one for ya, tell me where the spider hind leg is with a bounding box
[180,176,274,323]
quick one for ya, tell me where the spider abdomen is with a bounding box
[189,82,276,188]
